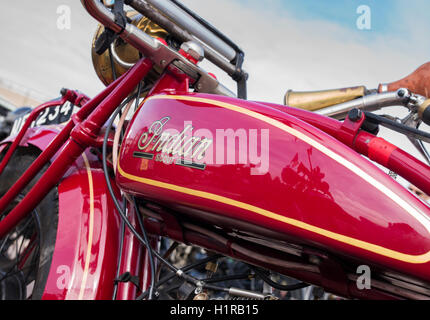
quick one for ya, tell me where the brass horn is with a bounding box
[284,86,367,111]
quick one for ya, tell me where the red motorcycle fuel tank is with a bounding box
[116,92,430,283]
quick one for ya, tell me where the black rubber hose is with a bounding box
[251,267,310,291]
[202,273,252,284]
[102,97,199,298]
[102,97,158,299]
[132,197,156,300]
[136,253,223,300]
[112,198,127,300]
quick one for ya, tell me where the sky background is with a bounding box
[0,0,430,171]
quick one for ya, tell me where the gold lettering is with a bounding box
[171,125,193,155]
[151,132,172,152]
[161,134,178,154]
[136,117,213,164]
[192,138,213,161]
[138,117,170,150]
[137,132,149,150]
[179,137,201,157]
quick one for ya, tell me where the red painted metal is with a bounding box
[1,46,430,300]
[114,204,144,300]
[0,121,75,217]
[0,75,131,216]
[42,157,121,300]
[39,152,153,300]
[0,96,68,176]
[0,139,84,237]
[259,102,430,196]
[0,58,153,237]
[354,131,430,193]
[1,126,66,156]
[147,66,190,97]
[117,92,430,285]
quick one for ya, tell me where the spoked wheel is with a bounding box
[0,205,42,299]
[0,147,58,300]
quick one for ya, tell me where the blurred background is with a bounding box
[0,0,430,185]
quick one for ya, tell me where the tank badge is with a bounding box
[133,116,212,170]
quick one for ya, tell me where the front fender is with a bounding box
[0,125,63,153]
[41,156,123,300]
[2,126,145,299]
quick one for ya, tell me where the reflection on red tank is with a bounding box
[117,92,430,283]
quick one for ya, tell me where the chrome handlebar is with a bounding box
[81,0,237,98]
[316,89,414,120]
[126,0,243,79]
[144,0,237,61]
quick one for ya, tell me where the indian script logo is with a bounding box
[134,116,212,170]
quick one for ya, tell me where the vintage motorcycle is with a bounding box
[1,0,430,300]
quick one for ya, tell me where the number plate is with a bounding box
[9,101,75,136]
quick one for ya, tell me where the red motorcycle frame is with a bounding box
[2,1,430,300]
[0,59,154,299]
[1,56,429,299]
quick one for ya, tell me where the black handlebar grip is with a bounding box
[94,28,116,55]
